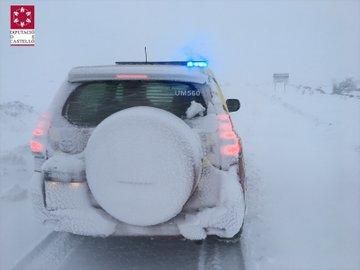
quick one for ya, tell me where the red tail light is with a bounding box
[116,74,149,80]
[221,142,241,156]
[217,114,230,121]
[219,130,237,140]
[32,128,44,136]
[218,122,233,131]
[30,140,44,153]
[30,112,50,155]
[217,113,241,157]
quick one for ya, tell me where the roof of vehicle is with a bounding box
[68,64,210,84]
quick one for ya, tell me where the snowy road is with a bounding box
[13,232,245,270]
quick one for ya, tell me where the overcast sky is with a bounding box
[1,0,359,107]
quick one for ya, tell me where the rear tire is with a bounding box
[213,225,243,243]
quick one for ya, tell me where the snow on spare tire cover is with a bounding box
[85,107,203,226]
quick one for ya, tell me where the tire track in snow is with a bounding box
[12,232,85,270]
[198,239,245,270]
[13,232,246,270]
[269,94,332,127]
[198,240,222,270]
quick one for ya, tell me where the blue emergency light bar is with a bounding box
[186,61,208,68]
[115,61,208,68]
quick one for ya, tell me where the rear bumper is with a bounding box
[32,175,181,237]
[30,164,245,239]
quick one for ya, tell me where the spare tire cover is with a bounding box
[85,107,203,226]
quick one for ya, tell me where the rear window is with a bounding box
[62,80,208,126]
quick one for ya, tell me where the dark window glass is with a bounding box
[62,80,208,126]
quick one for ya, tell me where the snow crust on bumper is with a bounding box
[30,164,244,239]
[30,173,117,236]
[177,165,245,240]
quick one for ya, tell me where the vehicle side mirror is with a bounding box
[226,99,240,112]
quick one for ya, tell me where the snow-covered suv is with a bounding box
[30,61,246,240]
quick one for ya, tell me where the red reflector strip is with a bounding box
[30,140,43,153]
[221,142,241,156]
[116,74,149,80]
[32,128,44,136]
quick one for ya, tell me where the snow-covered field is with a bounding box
[234,84,360,270]
[0,83,359,270]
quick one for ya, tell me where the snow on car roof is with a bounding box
[68,65,209,84]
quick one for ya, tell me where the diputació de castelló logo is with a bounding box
[10,5,35,46]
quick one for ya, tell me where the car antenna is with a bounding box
[144,46,148,63]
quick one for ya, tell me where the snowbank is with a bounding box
[0,101,37,152]
[0,101,47,270]
[0,101,33,117]
[0,184,27,201]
